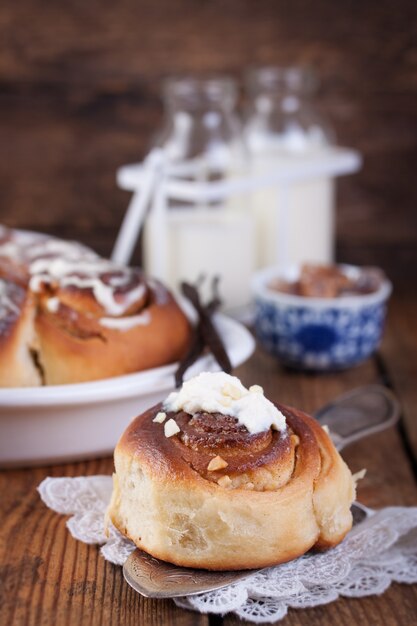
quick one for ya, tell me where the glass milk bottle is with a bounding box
[144,76,254,316]
[244,67,336,269]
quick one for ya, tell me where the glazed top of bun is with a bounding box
[119,372,329,493]
[0,277,27,333]
[0,225,158,321]
[0,225,191,386]
[110,371,355,570]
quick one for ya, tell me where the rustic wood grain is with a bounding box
[0,458,209,626]
[0,0,416,277]
[380,292,417,466]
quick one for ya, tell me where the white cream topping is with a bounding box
[99,311,151,330]
[164,372,286,435]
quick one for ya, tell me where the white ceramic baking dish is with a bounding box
[0,314,255,467]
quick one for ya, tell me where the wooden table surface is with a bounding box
[1,290,416,626]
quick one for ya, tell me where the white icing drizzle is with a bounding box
[0,241,21,259]
[0,233,96,264]
[99,311,151,330]
[0,230,147,317]
[28,257,146,316]
[27,239,97,261]
[62,275,146,317]
[164,372,287,435]
[107,275,131,288]
[28,274,47,293]
[29,257,108,277]
[46,297,60,313]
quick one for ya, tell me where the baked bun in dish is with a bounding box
[108,372,355,570]
[0,225,190,385]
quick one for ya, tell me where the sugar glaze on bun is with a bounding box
[0,226,190,385]
[108,372,355,570]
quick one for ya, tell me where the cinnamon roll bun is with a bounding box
[0,225,190,385]
[108,372,355,570]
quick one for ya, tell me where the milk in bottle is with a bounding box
[244,67,336,269]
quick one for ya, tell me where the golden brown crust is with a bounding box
[0,278,41,386]
[0,226,191,386]
[108,402,355,570]
[34,289,190,384]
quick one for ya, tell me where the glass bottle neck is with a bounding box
[163,77,238,113]
[246,66,316,98]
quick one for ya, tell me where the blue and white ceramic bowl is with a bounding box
[252,265,392,371]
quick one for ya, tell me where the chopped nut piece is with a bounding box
[164,418,180,438]
[268,264,384,298]
[217,475,232,488]
[291,434,300,446]
[153,411,167,424]
[46,297,60,313]
[222,383,243,400]
[249,384,264,394]
[352,468,367,485]
[220,396,232,407]
[207,455,229,471]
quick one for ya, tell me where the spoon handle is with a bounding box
[123,550,252,598]
[314,385,400,451]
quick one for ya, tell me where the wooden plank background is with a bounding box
[0,0,416,282]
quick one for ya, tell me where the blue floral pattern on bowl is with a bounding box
[254,299,388,370]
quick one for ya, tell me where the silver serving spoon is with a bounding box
[123,385,400,599]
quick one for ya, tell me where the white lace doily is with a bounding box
[38,476,417,624]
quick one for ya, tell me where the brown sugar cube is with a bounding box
[299,264,352,298]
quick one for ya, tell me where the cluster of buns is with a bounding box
[0,226,190,386]
[108,372,355,570]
